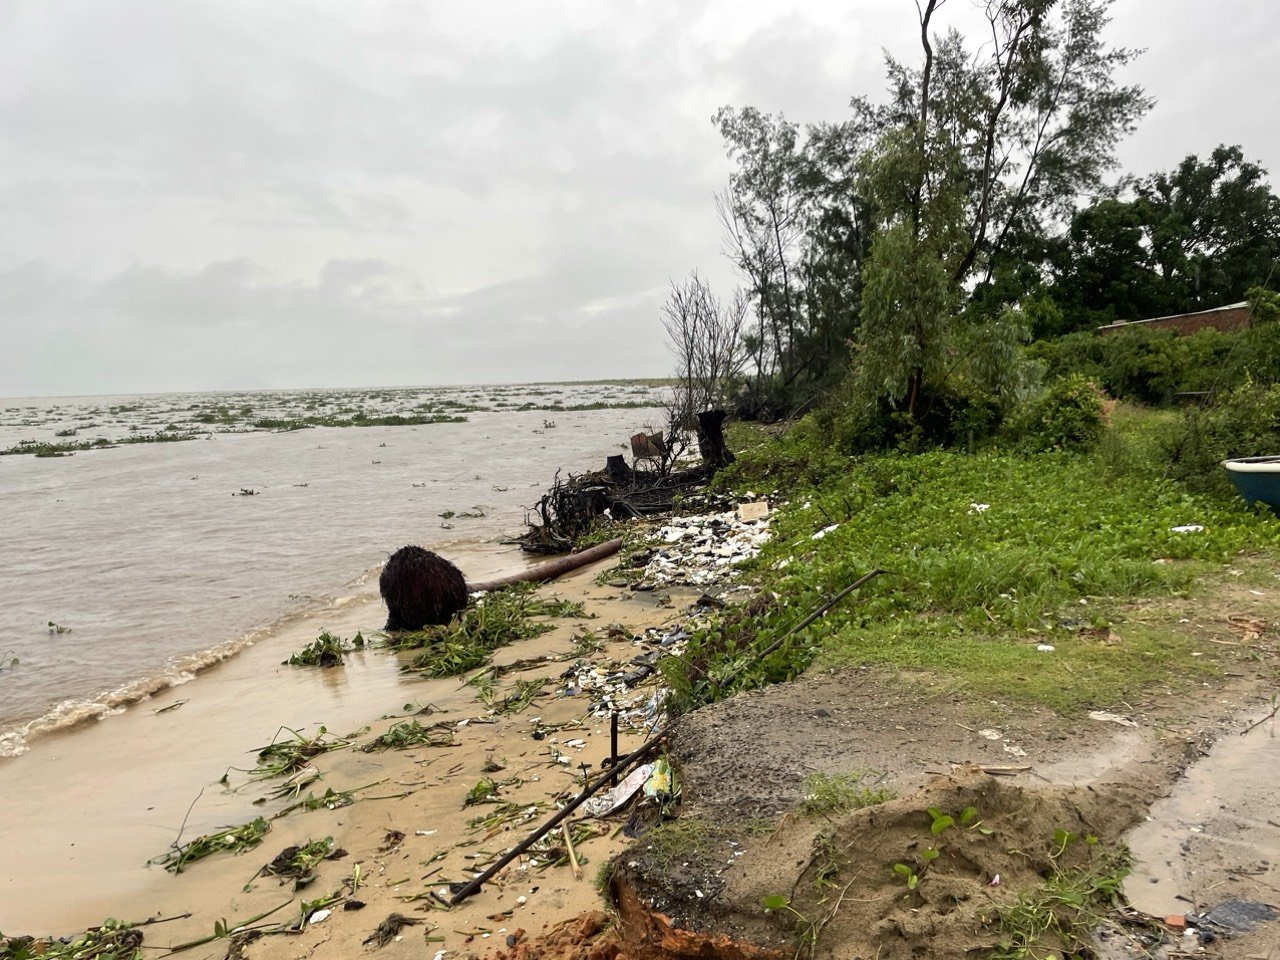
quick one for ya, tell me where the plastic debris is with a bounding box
[1170,524,1205,533]
[1088,711,1138,727]
[1188,899,1277,937]
[1036,643,1055,652]
[635,508,772,587]
[969,503,990,513]
[643,757,675,799]
[583,763,655,817]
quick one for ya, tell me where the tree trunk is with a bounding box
[695,409,736,470]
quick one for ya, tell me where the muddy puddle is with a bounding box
[1125,705,1280,918]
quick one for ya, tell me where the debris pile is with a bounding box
[631,503,773,588]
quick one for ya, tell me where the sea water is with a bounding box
[0,382,663,756]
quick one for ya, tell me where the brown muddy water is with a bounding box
[0,384,661,756]
[0,383,663,932]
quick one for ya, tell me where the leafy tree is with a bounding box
[1136,145,1280,309]
[852,0,1147,424]
[1049,198,1167,331]
[714,107,873,416]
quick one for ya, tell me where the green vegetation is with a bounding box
[283,630,365,667]
[152,817,270,873]
[249,726,353,778]
[392,584,586,678]
[991,849,1130,959]
[1,431,200,457]
[0,918,143,960]
[363,719,454,751]
[798,772,895,817]
[255,837,343,888]
[664,410,1280,716]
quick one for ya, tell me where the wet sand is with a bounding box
[0,546,687,957]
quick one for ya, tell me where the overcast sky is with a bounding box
[2,0,1278,398]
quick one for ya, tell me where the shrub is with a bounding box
[1003,375,1110,453]
[1165,381,1280,492]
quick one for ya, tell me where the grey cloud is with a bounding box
[2,1,1278,396]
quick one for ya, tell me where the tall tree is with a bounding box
[1136,145,1280,309]
[853,0,1149,416]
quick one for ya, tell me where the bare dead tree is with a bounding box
[661,271,747,435]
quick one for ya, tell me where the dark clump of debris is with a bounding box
[517,411,736,554]
[363,913,421,948]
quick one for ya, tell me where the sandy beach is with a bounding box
[0,538,695,957]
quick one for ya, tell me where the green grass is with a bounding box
[990,849,1130,959]
[799,772,896,816]
[665,412,1280,715]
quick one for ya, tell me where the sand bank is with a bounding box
[0,543,690,958]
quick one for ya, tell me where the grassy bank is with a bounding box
[661,410,1280,715]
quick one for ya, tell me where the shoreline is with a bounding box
[0,538,686,949]
[0,538,539,759]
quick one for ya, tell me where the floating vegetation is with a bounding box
[47,621,70,634]
[363,720,455,751]
[395,584,587,678]
[283,631,365,667]
[0,653,18,673]
[250,726,354,778]
[275,787,358,818]
[0,918,143,960]
[254,837,346,888]
[152,817,270,873]
[0,431,200,458]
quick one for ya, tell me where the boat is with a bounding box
[1222,456,1280,511]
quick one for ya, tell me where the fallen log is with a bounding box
[468,538,622,593]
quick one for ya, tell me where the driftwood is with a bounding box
[468,539,622,593]
[518,463,714,553]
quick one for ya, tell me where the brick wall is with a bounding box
[1097,303,1252,336]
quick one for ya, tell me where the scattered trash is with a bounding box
[634,509,772,587]
[1088,711,1138,727]
[1170,524,1205,533]
[969,503,990,513]
[1188,898,1277,938]
[811,524,838,540]
[583,763,654,817]
[308,908,331,925]
[989,874,1001,886]
[643,757,675,800]
[1036,643,1055,652]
